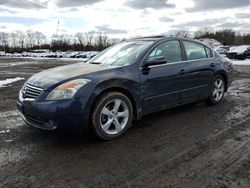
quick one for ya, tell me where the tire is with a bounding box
[91,92,133,140]
[207,75,225,105]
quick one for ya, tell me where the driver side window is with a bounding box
[148,40,183,63]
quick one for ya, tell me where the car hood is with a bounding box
[229,45,249,54]
[27,62,113,89]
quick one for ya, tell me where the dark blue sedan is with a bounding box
[17,37,233,140]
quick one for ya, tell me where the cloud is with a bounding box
[172,18,226,29]
[235,13,250,19]
[0,0,48,9]
[159,16,174,22]
[95,25,128,34]
[54,0,103,8]
[0,7,17,14]
[187,0,250,12]
[218,22,250,29]
[0,16,47,26]
[0,25,7,29]
[124,0,175,9]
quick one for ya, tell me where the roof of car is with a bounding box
[130,36,168,41]
[126,36,212,48]
[130,36,195,42]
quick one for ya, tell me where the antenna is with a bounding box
[56,20,60,36]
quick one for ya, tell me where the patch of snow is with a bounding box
[0,110,24,129]
[232,59,250,65]
[0,129,10,134]
[199,38,222,48]
[0,110,19,118]
[0,77,25,88]
[9,61,39,66]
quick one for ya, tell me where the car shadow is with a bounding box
[26,101,207,146]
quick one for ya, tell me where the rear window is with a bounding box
[183,41,207,60]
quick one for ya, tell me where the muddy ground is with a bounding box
[0,57,250,188]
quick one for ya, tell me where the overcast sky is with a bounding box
[0,0,250,38]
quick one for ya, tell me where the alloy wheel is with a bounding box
[212,78,225,102]
[100,99,129,135]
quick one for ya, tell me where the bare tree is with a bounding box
[26,30,35,48]
[75,32,85,48]
[174,30,190,38]
[0,32,8,50]
[33,31,46,46]
[9,32,18,48]
[85,32,94,46]
[95,33,109,49]
[15,31,26,50]
[194,27,214,39]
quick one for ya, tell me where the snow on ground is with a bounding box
[0,110,24,129]
[0,77,25,88]
[8,61,39,66]
[232,59,250,65]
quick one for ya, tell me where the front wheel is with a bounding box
[207,75,225,105]
[91,92,133,140]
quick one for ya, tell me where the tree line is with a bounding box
[0,30,114,53]
[194,29,250,46]
[167,29,250,46]
[1,29,250,53]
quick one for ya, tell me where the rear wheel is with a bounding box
[91,92,133,140]
[207,75,225,105]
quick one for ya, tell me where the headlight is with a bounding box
[46,79,91,101]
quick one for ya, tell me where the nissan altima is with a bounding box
[17,37,233,140]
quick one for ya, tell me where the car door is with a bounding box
[182,40,215,103]
[140,40,188,114]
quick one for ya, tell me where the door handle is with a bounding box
[179,69,186,75]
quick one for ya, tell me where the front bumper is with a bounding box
[17,96,91,132]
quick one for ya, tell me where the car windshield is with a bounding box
[87,40,153,66]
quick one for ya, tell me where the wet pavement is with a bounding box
[0,58,250,187]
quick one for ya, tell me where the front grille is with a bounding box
[22,83,43,100]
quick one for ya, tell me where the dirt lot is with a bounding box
[0,57,250,188]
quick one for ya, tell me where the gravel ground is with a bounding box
[0,57,250,187]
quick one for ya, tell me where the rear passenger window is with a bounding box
[205,47,213,58]
[183,41,207,60]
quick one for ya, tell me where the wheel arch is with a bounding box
[215,71,229,92]
[90,87,139,121]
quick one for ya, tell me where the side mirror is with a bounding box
[143,56,167,67]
